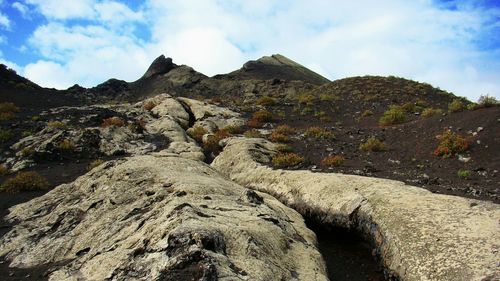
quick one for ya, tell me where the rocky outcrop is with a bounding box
[142,55,176,79]
[212,138,500,281]
[0,154,327,280]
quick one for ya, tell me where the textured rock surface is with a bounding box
[0,155,327,281]
[212,137,500,281]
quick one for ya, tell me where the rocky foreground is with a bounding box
[0,94,499,280]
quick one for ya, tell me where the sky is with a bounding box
[0,0,499,101]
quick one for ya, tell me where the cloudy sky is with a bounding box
[0,0,499,101]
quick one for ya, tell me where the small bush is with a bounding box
[256,96,277,106]
[321,155,345,167]
[223,125,244,134]
[305,127,335,140]
[274,125,296,135]
[361,110,373,118]
[20,147,35,157]
[243,129,262,138]
[47,121,68,129]
[457,169,471,179]
[101,117,125,127]
[58,139,76,151]
[247,110,273,128]
[88,159,105,171]
[269,132,291,143]
[276,144,294,153]
[448,99,466,113]
[300,107,314,116]
[252,110,273,123]
[477,95,498,108]
[31,115,40,121]
[401,102,416,112]
[359,137,387,152]
[421,108,443,118]
[0,129,12,143]
[272,153,304,168]
[319,94,340,102]
[0,164,8,175]
[379,106,406,126]
[434,130,469,158]
[0,102,20,120]
[188,126,208,143]
[203,129,232,155]
[143,101,157,111]
[297,93,316,105]
[1,171,49,193]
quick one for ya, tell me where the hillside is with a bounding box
[0,55,498,281]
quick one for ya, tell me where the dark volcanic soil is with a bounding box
[257,105,499,203]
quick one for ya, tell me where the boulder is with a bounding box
[212,137,500,281]
[0,155,327,281]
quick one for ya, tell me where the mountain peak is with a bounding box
[142,55,177,79]
[249,54,302,68]
[224,54,329,85]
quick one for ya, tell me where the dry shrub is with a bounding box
[297,93,316,105]
[272,153,304,168]
[321,155,345,167]
[276,144,293,153]
[102,117,125,127]
[379,105,406,126]
[434,130,470,158]
[0,129,12,143]
[256,96,277,106]
[448,99,466,113]
[58,139,76,151]
[88,159,105,171]
[223,125,244,134]
[421,108,443,118]
[247,110,273,128]
[203,129,231,155]
[252,110,273,122]
[1,171,49,193]
[305,127,335,140]
[188,126,208,143]
[243,129,262,138]
[47,121,68,129]
[477,95,498,108]
[359,137,387,152]
[143,101,157,111]
[269,132,290,143]
[0,164,8,175]
[0,102,20,120]
[361,110,373,118]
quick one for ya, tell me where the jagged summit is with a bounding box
[217,54,330,85]
[141,55,177,79]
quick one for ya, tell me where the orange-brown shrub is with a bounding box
[434,130,470,158]
[102,117,125,127]
[321,155,345,167]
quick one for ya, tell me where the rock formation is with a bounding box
[0,155,327,280]
[212,137,500,281]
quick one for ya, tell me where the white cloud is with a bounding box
[17,0,500,100]
[0,12,10,29]
[24,23,152,88]
[12,2,30,18]
[25,0,95,20]
[153,27,245,75]
[94,1,143,26]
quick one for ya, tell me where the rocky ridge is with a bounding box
[212,137,500,281]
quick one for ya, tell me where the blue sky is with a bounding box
[0,0,499,101]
